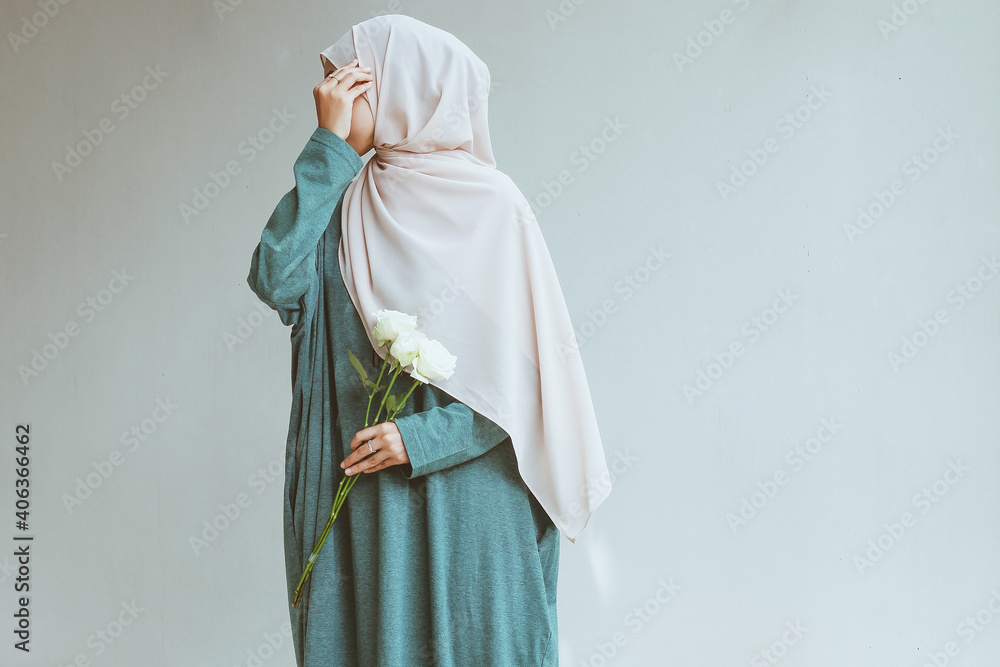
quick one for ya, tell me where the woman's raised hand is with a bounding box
[313,57,373,140]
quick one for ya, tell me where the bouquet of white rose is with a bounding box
[292,309,456,608]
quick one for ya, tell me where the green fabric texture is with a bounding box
[247,126,560,666]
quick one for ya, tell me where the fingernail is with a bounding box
[345,468,352,474]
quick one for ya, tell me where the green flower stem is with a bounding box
[388,379,421,420]
[337,472,360,509]
[292,474,348,608]
[365,349,392,428]
[372,364,402,424]
[292,426,380,608]
[399,378,420,406]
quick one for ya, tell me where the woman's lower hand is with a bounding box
[313,57,373,140]
[342,421,410,475]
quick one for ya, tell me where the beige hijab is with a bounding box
[321,14,610,543]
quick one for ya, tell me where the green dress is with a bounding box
[247,127,560,666]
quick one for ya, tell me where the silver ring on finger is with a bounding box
[329,74,341,82]
[367,440,376,454]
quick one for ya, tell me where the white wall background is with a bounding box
[2,1,998,665]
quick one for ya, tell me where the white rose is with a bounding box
[389,329,427,367]
[409,338,457,383]
[372,309,418,347]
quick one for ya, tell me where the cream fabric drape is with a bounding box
[321,14,611,543]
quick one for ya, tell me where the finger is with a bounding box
[345,424,393,467]
[348,450,389,475]
[349,426,380,452]
[362,451,396,474]
[332,69,373,88]
[365,441,405,473]
[318,65,368,90]
[354,77,375,91]
[342,438,377,469]
[326,62,370,81]
[318,72,372,98]
[341,448,365,472]
[343,79,374,102]
[364,460,391,473]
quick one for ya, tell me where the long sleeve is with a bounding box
[393,385,511,479]
[247,126,363,331]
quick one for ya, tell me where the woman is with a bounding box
[247,14,611,666]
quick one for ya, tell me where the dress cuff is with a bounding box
[393,404,473,479]
[308,126,364,172]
